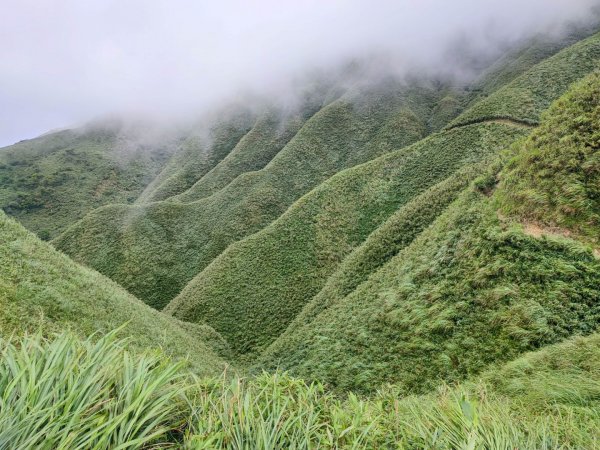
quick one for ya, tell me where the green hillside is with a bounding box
[0,121,177,239]
[166,123,528,356]
[448,31,600,128]
[496,71,600,247]
[1,21,600,449]
[258,71,600,393]
[0,210,229,374]
[54,80,454,309]
[165,32,600,361]
[134,106,257,203]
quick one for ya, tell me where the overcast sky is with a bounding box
[0,0,598,147]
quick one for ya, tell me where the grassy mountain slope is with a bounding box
[55,81,450,309]
[134,107,256,203]
[0,121,176,239]
[0,210,229,374]
[465,24,599,107]
[166,123,528,356]
[258,71,600,393]
[448,31,600,128]
[495,71,600,247]
[167,34,600,359]
[173,85,335,203]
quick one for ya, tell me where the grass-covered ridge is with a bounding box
[54,81,452,309]
[166,122,529,357]
[0,122,176,239]
[258,70,600,393]
[447,30,600,128]
[496,71,600,247]
[134,106,257,203]
[0,210,228,374]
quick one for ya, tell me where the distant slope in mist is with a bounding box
[54,80,453,309]
[134,106,257,203]
[0,122,177,239]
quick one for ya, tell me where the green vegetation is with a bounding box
[173,84,335,203]
[1,28,600,448]
[258,71,600,393]
[0,123,175,239]
[55,81,454,309]
[167,123,528,356]
[2,328,599,449]
[260,187,600,393]
[0,210,227,374]
[135,107,256,203]
[448,31,600,128]
[0,331,187,449]
[496,71,600,246]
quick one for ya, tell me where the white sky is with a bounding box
[0,0,597,146]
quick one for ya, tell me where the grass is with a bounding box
[496,71,600,246]
[55,81,454,309]
[173,82,335,203]
[2,328,599,449]
[135,106,256,203]
[166,122,528,357]
[0,122,176,239]
[448,30,600,128]
[0,330,187,450]
[258,71,600,393]
[0,209,228,375]
[1,27,600,449]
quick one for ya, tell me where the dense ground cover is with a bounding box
[0,210,228,374]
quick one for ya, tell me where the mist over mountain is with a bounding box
[1,0,599,146]
[1,2,600,447]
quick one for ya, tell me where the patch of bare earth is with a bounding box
[521,221,599,259]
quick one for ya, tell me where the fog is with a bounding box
[1,0,598,146]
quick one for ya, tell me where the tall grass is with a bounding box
[184,372,375,449]
[1,330,598,449]
[0,330,185,450]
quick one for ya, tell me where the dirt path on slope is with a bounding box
[446,116,539,131]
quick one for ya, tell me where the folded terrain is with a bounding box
[166,31,600,363]
[0,27,598,407]
[258,71,600,392]
[54,80,457,309]
[0,210,229,375]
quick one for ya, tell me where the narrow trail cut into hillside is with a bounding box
[446,116,538,131]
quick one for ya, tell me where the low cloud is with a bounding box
[0,0,598,146]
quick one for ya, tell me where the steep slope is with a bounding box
[495,72,600,247]
[0,120,177,239]
[134,106,256,203]
[0,210,229,374]
[448,31,600,129]
[173,83,337,203]
[55,80,450,309]
[166,123,529,356]
[166,32,600,358]
[257,71,600,393]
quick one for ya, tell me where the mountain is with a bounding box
[53,79,458,309]
[163,31,600,361]
[0,21,599,448]
[0,209,229,375]
[0,120,181,240]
